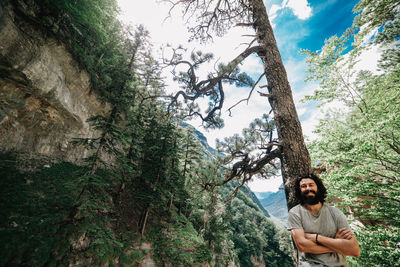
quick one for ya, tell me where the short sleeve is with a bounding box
[287,206,303,230]
[331,207,350,230]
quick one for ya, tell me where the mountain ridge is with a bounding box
[256,187,289,222]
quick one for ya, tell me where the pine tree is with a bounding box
[164,0,311,209]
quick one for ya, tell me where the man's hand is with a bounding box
[335,228,353,240]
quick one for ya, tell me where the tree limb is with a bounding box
[227,71,266,116]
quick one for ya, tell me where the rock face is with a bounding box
[0,3,106,162]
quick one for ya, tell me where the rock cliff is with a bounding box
[0,2,106,162]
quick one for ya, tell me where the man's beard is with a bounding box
[300,190,321,205]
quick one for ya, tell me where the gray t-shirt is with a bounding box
[287,204,349,267]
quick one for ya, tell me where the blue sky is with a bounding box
[117,0,361,192]
[249,0,358,191]
[263,0,358,137]
[272,0,357,54]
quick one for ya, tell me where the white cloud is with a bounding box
[353,45,382,73]
[284,59,307,88]
[285,0,312,20]
[269,0,312,23]
[270,4,282,15]
[117,0,189,48]
[247,175,284,192]
[297,107,307,117]
[268,4,283,26]
[300,104,323,142]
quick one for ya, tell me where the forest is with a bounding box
[0,0,399,266]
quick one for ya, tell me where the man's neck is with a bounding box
[304,202,323,216]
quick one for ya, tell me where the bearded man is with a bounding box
[287,174,360,266]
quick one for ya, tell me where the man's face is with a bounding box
[299,178,320,205]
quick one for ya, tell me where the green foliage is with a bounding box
[353,0,399,40]
[223,184,293,267]
[0,155,116,265]
[118,249,144,266]
[148,211,211,266]
[303,0,400,265]
[307,68,400,265]
[353,0,400,69]
[216,113,279,180]
[27,0,132,97]
[350,226,400,266]
[3,1,296,266]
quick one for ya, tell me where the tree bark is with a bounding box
[168,0,312,209]
[250,0,312,209]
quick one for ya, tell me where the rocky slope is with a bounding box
[0,2,292,265]
[0,2,106,162]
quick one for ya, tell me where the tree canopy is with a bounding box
[303,0,400,265]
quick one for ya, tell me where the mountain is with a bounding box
[0,2,292,265]
[221,182,292,266]
[180,122,218,157]
[257,187,289,222]
[248,188,271,217]
[254,191,274,199]
[229,181,271,218]
[184,123,272,219]
[192,127,218,156]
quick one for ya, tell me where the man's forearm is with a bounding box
[317,234,360,257]
[291,228,357,255]
[294,236,335,254]
[305,232,360,257]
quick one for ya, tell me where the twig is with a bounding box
[227,71,266,115]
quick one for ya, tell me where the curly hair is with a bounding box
[294,173,327,204]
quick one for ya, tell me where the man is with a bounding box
[287,174,360,266]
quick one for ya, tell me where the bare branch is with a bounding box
[225,175,247,202]
[227,71,266,115]
[258,91,272,97]
[235,22,253,27]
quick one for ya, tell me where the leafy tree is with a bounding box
[224,183,293,266]
[302,0,400,265]
[353,0,400,69]
[215,114,280,198]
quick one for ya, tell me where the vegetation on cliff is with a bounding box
[1,0,399,266]
[1,1,292,265]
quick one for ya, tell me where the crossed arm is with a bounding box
[291,228,360,257]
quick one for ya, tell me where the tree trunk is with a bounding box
[168,193,174,213]
[250,0,312,210]
[140,207,150,236]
